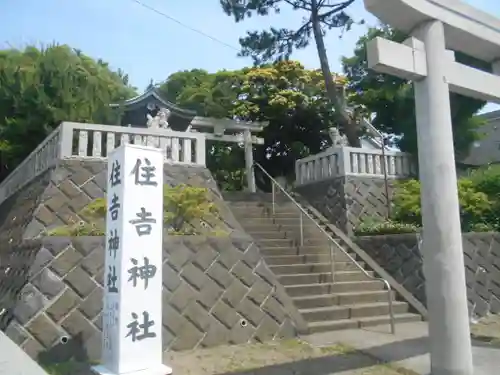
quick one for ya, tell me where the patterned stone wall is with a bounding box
[0,168,54,331]
[296,176,396,235]
[0,159,305,364]
[356,233,500,318]
[5,236,303,362]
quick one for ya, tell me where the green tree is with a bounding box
[341,26,488,159]
[0,44,135,181]
[159,68,248,190]
[219,0,364,146]
[160,61,336,189]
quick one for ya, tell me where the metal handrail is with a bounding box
[253,162,395,334]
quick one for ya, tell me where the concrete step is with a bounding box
[248,232,328,244]
[231,208,301,218]
[242,223,320,233]
[228,201,296,208]
[242,217,320,227]
[222,192,273,200]
[259,246,344,257]
[229,202,296,209]
[242,223,326,240]
[292,291,396,309]
[246,231,289,239]
[223,191,287,199]
[300,301,409,323]
[246,228,327,242]
[285,281,384,297]
[278,270,372,285]
[256,238,329,248]
[307,313,422,334]
[222,192,294,203]
[264,252,356,264]
[270,263,364,275]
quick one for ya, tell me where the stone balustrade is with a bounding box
[295,146,414,186]
[0,122,207,205]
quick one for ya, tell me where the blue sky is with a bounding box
[1,0,499,112]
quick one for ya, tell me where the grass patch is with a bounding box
[42,360,99,375]
[470,314,500,347]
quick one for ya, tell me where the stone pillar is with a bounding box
[93,144,171,375]
[414,20,473,375]
[244,129,256,193]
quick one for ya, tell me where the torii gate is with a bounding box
[364,1,500,374]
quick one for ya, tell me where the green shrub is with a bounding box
[48,184,227,236]
[163,184,219,233]
[468,165,500,229]
[354,217,420,236]
[469,222,495,232]
[391,179,422,226]
[211,168,247,192]
[391,177,494,231]
[80,198,106,219]
[469,164,500,200]
[458,179,493,231]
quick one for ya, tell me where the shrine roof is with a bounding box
[112,86,268,132]
[110,86,197,118]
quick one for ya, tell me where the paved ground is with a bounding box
[303,320,500,375]
[0,331,48,375]
[36,315,500,375]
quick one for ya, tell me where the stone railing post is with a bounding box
[336,147,351,176]
[58,122,76,158]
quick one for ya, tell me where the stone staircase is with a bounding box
[223,191,422,334]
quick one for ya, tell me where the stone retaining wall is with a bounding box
[0,159,303,364]
[4,235,302,362]
[296,176,396,235]
[356,233,500,318]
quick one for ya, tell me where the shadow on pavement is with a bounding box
[218,337,429,375]
[472,337,500,349]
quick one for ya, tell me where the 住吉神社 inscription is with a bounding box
[93,144,170,375]
[128,257,157,290]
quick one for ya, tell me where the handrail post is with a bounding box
[381,138,391,219]
[330,244,336,283]
[299,212,304,246]
[385,281,396,334]
[271,182,275,215]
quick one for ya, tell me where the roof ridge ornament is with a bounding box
[146,107,171,130]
